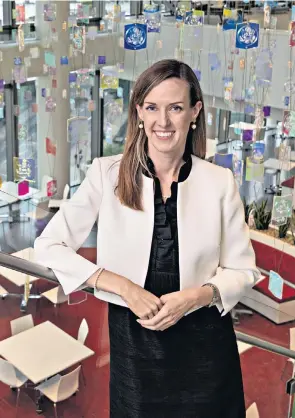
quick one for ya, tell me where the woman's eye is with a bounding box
[146,105,156,111]
[171,105,183,112]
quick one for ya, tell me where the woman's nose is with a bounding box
[157,110,170,127]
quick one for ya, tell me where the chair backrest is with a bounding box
[213,153,234,171]
[0,359,17,387]
[77,318,89,345]
[11,314,34,336]
[63,184,70,200]
[56,365,81,403]
[246,402,259,418]
[290,328,295,351]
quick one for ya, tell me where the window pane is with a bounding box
[0,1,3,24]
[103,1,131,16]
[102,79,130,157]
[69,70,93,186]
[17,81,37,185]
[15,0,36,23]
[14,0,36,40]
[0,102,6,182]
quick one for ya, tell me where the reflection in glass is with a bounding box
[102,79,130,157]
[17,80,37,184]
[69,70,93,186]
[0,100,6,182]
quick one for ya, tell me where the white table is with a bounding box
[0,321,94,385]
[0,182,40,223]
[0,248,38,286]
[264,158,295,172]
[1,181,39,201]
[0,247,41,311]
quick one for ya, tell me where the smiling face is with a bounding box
[136,78,202,158]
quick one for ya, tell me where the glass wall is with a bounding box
[16,80,37,183]
[103,1,131,16]
[69,70,94,186]
[102,78,131,157]
[0,99,7,182]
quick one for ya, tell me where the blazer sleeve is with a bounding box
[34,158,103,295]
[205,169,262,316]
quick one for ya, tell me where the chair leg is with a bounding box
[54,403,58,418]
[15,388,20,418]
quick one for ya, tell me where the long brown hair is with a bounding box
[116,59,206,211]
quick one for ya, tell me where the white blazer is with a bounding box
[34,154,261,316]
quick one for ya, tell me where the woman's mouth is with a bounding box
[153,131,175,140]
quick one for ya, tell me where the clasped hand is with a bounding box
[121,282,199,332]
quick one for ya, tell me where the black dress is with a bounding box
[108,155,245,418]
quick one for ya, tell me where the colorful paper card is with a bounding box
[144,4,161,33]
[45,97,56,112]
[283,111,291,135]
[243,130,253,142]
[223,8,243,31]
[13,158,35,183]
[272,195,293,219]
[44,3,56,21]
[72,25,86,53]
[46,137,56,156]
[236,22,259,49]
[290,22,295,47]
[47,179,57,197]
[44,51,56,68]
[124,24,147,50]
[245,157,264,182]
[263,106,271,117]
[60,56,68,65]
[233,159,244,186]
[98,55,106,65]
[208,53,221,71]
[18,180,29,196]
[268,270,283,300]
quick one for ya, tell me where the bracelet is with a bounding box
[94,268,105,291]
[201,283,221,308]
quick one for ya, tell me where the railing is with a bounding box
[0,250,295,360]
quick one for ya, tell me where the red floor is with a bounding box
[0,248,294,417]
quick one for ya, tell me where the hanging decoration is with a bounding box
[124,23,147,51]
[72,25,86,53]
[44,3,56,21]
[46,137,56,156]
[223,8,243,31]
[236,22,260,49]
[100,67,119,90]
[143,3,161,33]
[13,158,36,183]
[47,179,57,197]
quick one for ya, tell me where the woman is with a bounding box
[35,59,260,418]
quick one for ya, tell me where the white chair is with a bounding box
[284,328,295,376]
[41,285,68,316]
[77,319,89,386]
[10,314,34,336]
[246,402,260,418]
[0,358,28,416]
[48,184,70,209]
[77,318,89,345]
[35,365,81,418]
[0,285,8,298]
[30,175,53,204]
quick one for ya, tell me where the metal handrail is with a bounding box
[0,250,295,359]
